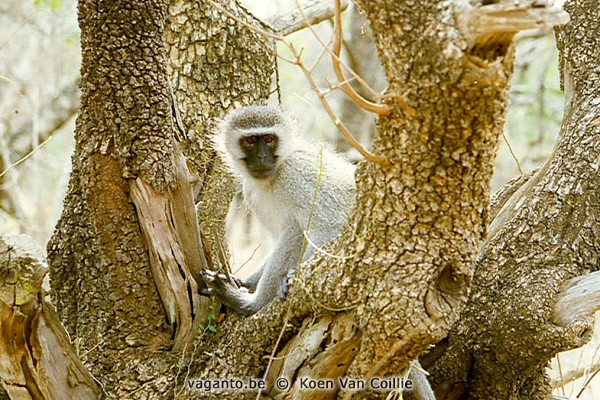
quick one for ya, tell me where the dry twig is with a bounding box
[330,0,391,115]
[207,0,389,165]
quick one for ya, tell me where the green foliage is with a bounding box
[32,0,62,10]
[198,304,218,333]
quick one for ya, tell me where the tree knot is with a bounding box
[424,261,472,321]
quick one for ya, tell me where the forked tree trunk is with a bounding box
[5,0,594,399]
[46,0,272,397]
[429,1,600,399]
[180,2,571,400]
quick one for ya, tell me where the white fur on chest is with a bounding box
[243,181,291,240]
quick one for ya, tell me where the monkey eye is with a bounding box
[263,135,278,146]
[243,136,257,146]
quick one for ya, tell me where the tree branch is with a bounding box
[7,78,79,158]
[468,2,570,36]
[330,0,393,115]
[266,0,349,37]
[553,271,600,327]
[0,79,79,215]
[551,359,600,389]
[0,235,99,399]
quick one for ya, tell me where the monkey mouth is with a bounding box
[248,167,275,179]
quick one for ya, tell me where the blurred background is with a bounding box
[0,1,594,398]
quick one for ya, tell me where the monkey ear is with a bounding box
[209,115,244,179]
[282,110,303,138]
[208,118,226,158]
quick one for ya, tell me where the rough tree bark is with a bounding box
[429,1,600,399]
[47,1,194,395]
[46,0,272,398]
[6,0,592,399]
[180,2,568,400]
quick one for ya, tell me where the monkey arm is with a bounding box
[238,265,263,292]
[203,224,304,316]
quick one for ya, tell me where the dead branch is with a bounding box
[551,359,600,389]
[130,145,211,351]
[0,234,99,400]
[267,0,349,37]
[7,79,80,157]
[291,0,382,101]
[331,0,392,115]
[288,43,389,165]
[553,271,600,327]
[208,0,389,165]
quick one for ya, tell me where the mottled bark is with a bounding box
[429,1,599,399]
[46,0,272,398]
[180,2,567,400]
[299,0,521,380]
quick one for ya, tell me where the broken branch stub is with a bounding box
[553,271,600,327]
[130,145,211,351]
[459,1,570,65]
[0,235,99,400]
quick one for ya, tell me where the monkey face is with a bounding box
[239,134,280,179]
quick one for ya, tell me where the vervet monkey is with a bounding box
[204,104,356,315]
[204,104,436,400]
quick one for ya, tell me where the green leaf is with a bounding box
[32,0,62,10]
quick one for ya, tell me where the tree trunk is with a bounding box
[179,2,567,400]
[429,1,600,399]
[29,0,594,399]
[46,0,272,397]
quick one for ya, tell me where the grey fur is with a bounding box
[205,105,356,315]
[206,105,436,399]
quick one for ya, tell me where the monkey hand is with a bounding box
[277,268,297,299]
[229,274,245,289]
[201,269,263,315]
[222,273,258,292]
[201,270,249,299]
